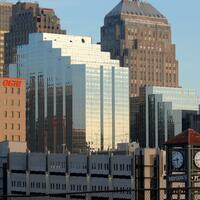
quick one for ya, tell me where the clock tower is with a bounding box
[166,128,200,199]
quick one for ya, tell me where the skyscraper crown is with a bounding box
[106,0,165,18]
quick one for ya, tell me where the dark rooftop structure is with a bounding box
[106,0,166,18]
[166,129,200,146]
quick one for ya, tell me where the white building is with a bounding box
[10,33,129,153]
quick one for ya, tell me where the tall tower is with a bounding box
[101,0,179,97]
[0,2,12,76]
[5,2,66,76]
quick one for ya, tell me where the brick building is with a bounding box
[5,2,65,75]
[0,2,12,76]
[0,77,26,142]
[101,0,179,97]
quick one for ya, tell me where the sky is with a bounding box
[9,0,200,94]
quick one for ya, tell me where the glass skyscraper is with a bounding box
[10,33,129,153]
[132,86,200,148]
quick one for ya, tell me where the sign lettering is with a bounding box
[3,79,22,88]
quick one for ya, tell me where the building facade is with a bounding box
[132,86,200,148]
[0,2,12,76]
[101,0,179,97]
[5,2,65,75]
[0,77,26,142]
[0,141,27,195]
[5,145,166,200]
[10,33,129,153]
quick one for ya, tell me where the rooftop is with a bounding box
[166,129,200,146]
[106,0,165,18]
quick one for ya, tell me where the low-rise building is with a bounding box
[2,143,166,200]
[0,77,26,142]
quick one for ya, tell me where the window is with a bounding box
[18,112,20,118]
[17,88,20,94]
[11,111,14,118]
[5,123,7,129]
[4,87,7,93]
[4,135,7,140]
[11,100,14,106]
[4,111,7,117]
[18,124,20,130]
[11,87,14,93]
[11,123,14,129]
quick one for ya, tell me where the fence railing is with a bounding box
[3,188,200,200]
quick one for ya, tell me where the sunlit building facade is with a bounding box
[0,2,12,75]
[11,33,129,153]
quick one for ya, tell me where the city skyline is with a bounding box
[8,0,199,95]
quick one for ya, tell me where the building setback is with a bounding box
[0,77,26,142]
[0,2,12,76]
[101,0,179,97]
[10,33,129,153]
[5,2,65,76]
[132,86,200,148]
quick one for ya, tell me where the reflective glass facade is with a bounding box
[10,33,129,153]
[132,86,200,148]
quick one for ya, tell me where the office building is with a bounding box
[5,2,65,75]
[101,0,179,97]
[0,77,26,142]
[132,86,200,148]
[0,140,27,195]
[0,2,12,75]
[3,143,166,200]
[134,148,166,200]
[10,33,129,153]
[182,113,200,132]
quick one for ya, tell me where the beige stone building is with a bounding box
[0,77,26,142]
[101,0,179,97]
[0,3,12,76]
[134,148,166,200]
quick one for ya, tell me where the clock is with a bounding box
[172,151,184,169]
[194,151,200,168]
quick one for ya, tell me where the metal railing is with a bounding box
[3,188,200,200]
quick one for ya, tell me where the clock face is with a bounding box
[172,151,184,169]
[194,152,200,168]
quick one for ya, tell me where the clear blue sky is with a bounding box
[10,0,200,94]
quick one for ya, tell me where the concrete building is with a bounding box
[0,2,12,75]
[5,2,65,75]
[10,33,129,153]
[4,144,166,200]
[0,77,26,142]
[132,86,200,148]
[0,140,27,195]
[101,0,179,97]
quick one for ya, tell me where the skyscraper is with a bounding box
[5,2,65,76]
[0,2,12,76]
[101,0,179,97]
[10,33,129,153]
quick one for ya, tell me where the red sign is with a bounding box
[3,79,22,88]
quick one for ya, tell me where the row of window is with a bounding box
[3,99,21,106]
[4,111,21,118]
[4,123,21,130]
[4,87,21,94]
[4,135,21,141]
